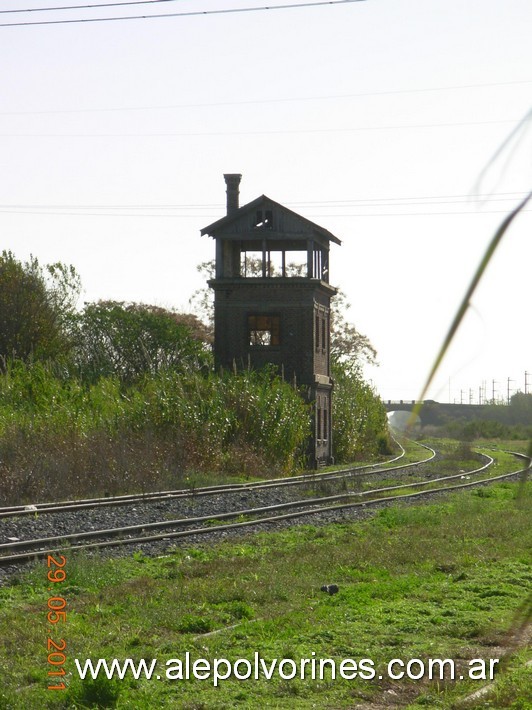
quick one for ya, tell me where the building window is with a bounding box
[315,311,328,352]
[254,210,273,229]
[248,315,280,346]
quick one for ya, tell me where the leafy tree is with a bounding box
[508,392,532,425]
[329,288,377,371]
[0,250,80,367]
[72,301,211,382]
[188,260,217,339]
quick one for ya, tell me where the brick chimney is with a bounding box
[224,173,242,216]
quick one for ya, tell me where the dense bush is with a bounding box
[332,362,391,462]
[70,301,211,383]
[0,252,391,501]
[0,361,310,502]
[445,418,532,441]
[0,351,394,501]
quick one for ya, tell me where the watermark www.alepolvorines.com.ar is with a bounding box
[74,653,500,686]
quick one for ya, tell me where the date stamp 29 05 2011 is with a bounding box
[46,554,67,691]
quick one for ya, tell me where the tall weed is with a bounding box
[0,362,310,502]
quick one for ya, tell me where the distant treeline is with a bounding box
[412,396,532,440]
[445,416,532,443]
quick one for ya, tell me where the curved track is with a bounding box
[0,438,430,519]
[0,447,528,567]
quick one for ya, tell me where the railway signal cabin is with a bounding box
[201,174,340,466]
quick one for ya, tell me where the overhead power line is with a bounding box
[1,191,530,210]
[308,209,532,217]
[0,0,365,27]
[2,79,530,116]
[1,0,180,14]
[1,208,530,218]
[0,117,526,137]
[2,191,531,218]
[291,191,532,205]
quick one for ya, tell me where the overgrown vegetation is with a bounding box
[0,252,389,502]
[1,482,529,708]
[0,361,311,503]
[332,361,391,460]
[445,417,532,442]
[69,300,212,383]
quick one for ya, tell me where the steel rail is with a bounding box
[0,439,435,520]
[0,438,409,516]
[2,450,525,567]
[0,451,492,555]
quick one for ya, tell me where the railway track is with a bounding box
[0,437,428,519]
[0,447,529,567]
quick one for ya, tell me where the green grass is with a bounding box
[0,480,530,709]
[476,439,530,456]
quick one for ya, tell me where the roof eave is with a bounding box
[200,194,341,245]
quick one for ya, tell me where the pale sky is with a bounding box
[1,0,531,402]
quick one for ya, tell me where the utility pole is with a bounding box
[507,377,514,405]
[492,379,497,404]
[525,371,530,395]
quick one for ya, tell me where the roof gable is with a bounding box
[201,195,341,246]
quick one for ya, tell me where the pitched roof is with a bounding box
[200,194,341,245]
